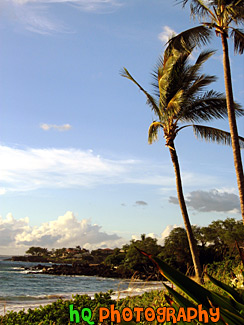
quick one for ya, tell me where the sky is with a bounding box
[0,0,244,255]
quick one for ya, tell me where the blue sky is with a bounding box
[0,0,243,254]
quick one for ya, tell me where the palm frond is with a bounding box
[148,121,162,144]
[182,50,215,86]
[177,0,217,19]
[185,74,217,98]
[179,91,243,122]
[158,51,191,108]
[179,91,228,122]
[151,55,166,97]
[231,28,244,54]
[166,26,212,54]
[226,3,244,24]
[189,0,216,19]
[121,68,161,118]
[166,90,184,117]
[196,49,216,65]
[193,125,244,148]
[180,50,215,89]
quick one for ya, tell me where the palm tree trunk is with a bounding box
[168,140,202,283]
[221,33,244,222]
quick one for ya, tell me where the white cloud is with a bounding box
[0,213,31,254]
[0,212,125,254]
[0,212,180,255]
[0,145,134,194]
[2,1,68,34]
[2,0,122,34]
[158,25,177,44]
[40,123,72,131]
[0,145,221,195]
[131,225,178,246]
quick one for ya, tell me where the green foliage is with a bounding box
[26,247,49,256]
[159,219,244,273]
[140,248,244,325]
[104,248,125,267]
[122,235,162,273]
[158,227,192,273]
[202,218,244,249]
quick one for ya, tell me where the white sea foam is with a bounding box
[0,281,166,316]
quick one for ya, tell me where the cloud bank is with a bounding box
[169,189,240,213]
[0,211,125,254]
[0,212,178,255]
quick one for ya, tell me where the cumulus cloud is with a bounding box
[169,189,241,213]
[0,211,125,254]
[0,212,180,255]
[40,123,72,131]
[2,0,121,34]
[0,213,31,248]
[158,25,177,44]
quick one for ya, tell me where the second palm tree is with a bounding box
[122,46,244,283]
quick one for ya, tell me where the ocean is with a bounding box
[0,256,164,316]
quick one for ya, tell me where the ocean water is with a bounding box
[0,256,164,315]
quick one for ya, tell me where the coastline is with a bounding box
[10,255,163,281]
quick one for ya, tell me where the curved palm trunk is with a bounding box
[168,140,202,283]
[221,33,244,222]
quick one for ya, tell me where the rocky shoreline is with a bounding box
[24,263,163,281]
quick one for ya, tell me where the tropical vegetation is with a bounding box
[105,218,244,276]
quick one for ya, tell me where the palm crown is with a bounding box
[122,47,244,148]
[169,0,244,54]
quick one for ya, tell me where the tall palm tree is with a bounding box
[121,47,244,283]
[168,0,244,222]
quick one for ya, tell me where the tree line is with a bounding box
[105,217,244,275]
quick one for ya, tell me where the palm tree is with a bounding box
[121,46,244,283]
[169,0,244,222]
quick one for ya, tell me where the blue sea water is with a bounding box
[0,256,164,315]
